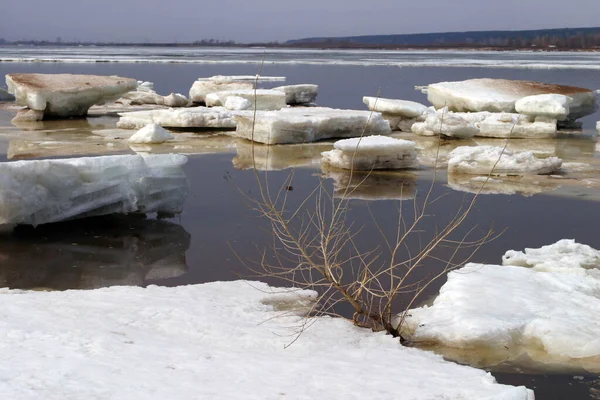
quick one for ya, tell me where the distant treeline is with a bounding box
[287,27,600,49]
[2,27,600,50]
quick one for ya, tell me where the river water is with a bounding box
[1,46,599,398]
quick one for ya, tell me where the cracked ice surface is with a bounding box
[0,154,189,228]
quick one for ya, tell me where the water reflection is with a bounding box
[323,168,417,200]
[447,174,561,196]
[0,215,190,290]
[232,140,331,171]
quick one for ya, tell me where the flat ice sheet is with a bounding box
[0,281,533,399]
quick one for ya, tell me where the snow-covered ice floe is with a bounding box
[273,84,318,105]
[412,108,558,139]
[234,107,391,145]
[448,146,562,175]
[0,154,189,228]
[402,239,600,373]
[188,75,285,103]
[5,73,137,119]
[514,94,571,120]
[363,96,430,132]
[128,124,174,144]
[322,135,417,171]
[117,106,241,130]
[323,168,416,200]
[118,80,188,107]
[426,78,597,121]
[205,89,286,110]
[0,280,533,399]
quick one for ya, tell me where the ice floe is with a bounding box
[117,106,240,130]
[412,108,558,139]
[0,154,189,228]
[188,75,285,103]
[0,280,533,399]
[128,124,174,144]
[234,107,391,145]
[118,81,189,108]
[6,73,137,119]
[448,146,562,175]
[322,135,417,171]
[363,97,430,132]
[205,89,287,111]
[273,84,318,105]
[402,239,600,373]
[426,78,598,121]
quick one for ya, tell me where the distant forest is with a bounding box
[287,27,600,49]
[2,27,600,50]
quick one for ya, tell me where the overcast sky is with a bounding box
[1,0,599,43]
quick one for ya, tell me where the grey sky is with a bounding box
[1,0,599,43]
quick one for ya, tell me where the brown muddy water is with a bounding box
[0,59,599,398]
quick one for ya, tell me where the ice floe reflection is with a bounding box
[0,215,190,290]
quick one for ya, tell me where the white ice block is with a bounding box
[6,73,137,118]
[273,84,318,105]
[188,75,286,103]
[448,146,562,175]
[128,124,174,144]
[362,97,428,118]
[205,89,286,111]
[515,94,571,120]
[426,78,597,120]
[322,136,417,170]
[234,107,391,145]
[0,154,189,227]
[117,106,241,130]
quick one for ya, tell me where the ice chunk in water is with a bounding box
[448,146,562,175]
[205,89,286,111]
[128,124,174,144]
[515,94,571,121]
[0,154,189,228]
[273,84,318,105]
[322,136,417,170]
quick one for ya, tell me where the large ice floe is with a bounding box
[5,73,137,119]
[363,97,430,131]
[273,84,318,105]
[412,107,558,139]
[0,281,533,399]
[426,78,598,121]
[402,239,600,374]
[448,146,562,175]
[205,89,287,110]
[234,107,391,144]
[0,154,189,228]
[322,135,418,171]
[117,106,241,130]
[188,75,285,103]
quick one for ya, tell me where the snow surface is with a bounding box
[362,97,428,118]
[448,146,562,175]
[514,94,571,121]
[117,107,241,130]
[412,108,557,139]
[128,124,174,144]
[0,281,533,399]
[427,78,597,120]
[322,136,418,171]
[273,84,318,105]
[403,240,600,372]
[0,154,189,227]
[6,73,137,118]
[205,89,287,111]
[234,107,391,145]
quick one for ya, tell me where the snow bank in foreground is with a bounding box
[403,239,600,373]
[0,281,532,399]
[0,154,189,227]
[322,136,417,170]
[448,146,562,175]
